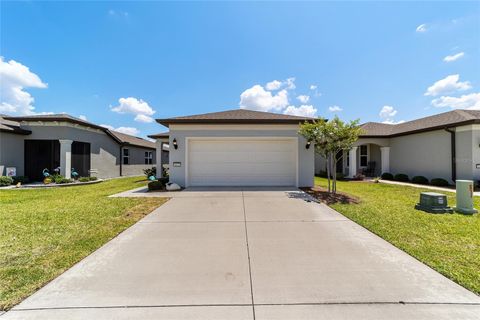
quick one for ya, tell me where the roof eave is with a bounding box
[156,119,316,127]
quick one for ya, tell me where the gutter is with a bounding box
[444,127,456,182]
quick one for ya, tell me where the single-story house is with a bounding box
[154,109,315,187]
[0,114,157,181]
[315,109,480,183]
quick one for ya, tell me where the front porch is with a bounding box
[24,139,91,181]
[341,138,390,178]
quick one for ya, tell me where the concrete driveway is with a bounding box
[3,188,479,319]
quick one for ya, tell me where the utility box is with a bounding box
[415,192,453,214]
[455,180,478,215]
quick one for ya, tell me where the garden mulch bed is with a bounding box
[301,186,360,205]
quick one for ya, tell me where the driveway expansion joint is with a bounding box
[242,191,256,320]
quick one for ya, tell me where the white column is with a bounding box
[59,139,73,179]
[380,147,390,174]
[155,140,163,178]
[348,147,358,178]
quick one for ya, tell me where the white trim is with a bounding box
[359,144,370,168]
[185,136,299,187]
[456,124,480,132]
[20,121,106,134]
[170,124,299,131]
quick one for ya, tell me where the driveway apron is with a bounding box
[3,188,479,320]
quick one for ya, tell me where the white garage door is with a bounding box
[187,139,297,187]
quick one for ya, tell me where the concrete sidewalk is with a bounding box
[3,188,479,319]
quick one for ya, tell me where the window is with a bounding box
[360,145,368,167]
[145,151,153,165]
[346,151,350,167]
[123,148,129,165]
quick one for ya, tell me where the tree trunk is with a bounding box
[326,153,331,193]
[332,153,337,194]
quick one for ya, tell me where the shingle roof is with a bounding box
[157,109,316,127]
[0,115,32,135]
[3,114,155,148]
[109,131,155,149]
[360,109,480,137]
[148,131,169,139]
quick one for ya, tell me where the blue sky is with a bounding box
[1,1,479,137]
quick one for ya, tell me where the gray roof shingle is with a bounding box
[360,109,480,137]
[3,114,155,148]
[157,109,316,126]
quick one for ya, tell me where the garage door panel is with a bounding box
[187,139,297,187]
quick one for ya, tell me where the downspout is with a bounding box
[445,127,456,183]
[119,145,123,177]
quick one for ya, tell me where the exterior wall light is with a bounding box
[173,138,178,150]
[305,141,311,149]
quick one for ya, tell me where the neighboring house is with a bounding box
[315,109,480,183]
[0,114,156,180]
[154,109,315,187]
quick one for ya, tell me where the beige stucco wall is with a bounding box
[389,129,451,182]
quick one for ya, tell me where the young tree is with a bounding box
[299,116,363,193]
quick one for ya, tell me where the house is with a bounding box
[0,114,156,181]
[315,109,480,183]
[154,109,315,187]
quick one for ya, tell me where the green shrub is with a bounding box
[411,176,429,185]
[148,180,165,191]
[12,176,29,184]
[0,176,13,186]
[430,178,449,187]
[79,176,98,182]
[381,172,394,180]
[394,173,409,182]
[54,176,73,184]
[143,167,156,178]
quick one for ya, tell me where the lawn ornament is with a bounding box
[166,182,181,191]
[148,175,156,181]
[71,168,79,179]
[42,168,50,177]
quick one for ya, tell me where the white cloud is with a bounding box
[379,105,397,118]
[297,95,310,104]
[424,74,471,96]
[265,80,282,91]
[382,119,405,124]
[431,93,480,110]
[283,105,317,118]
[379,105,403,123]
[111,97,155,116]
[0,57,47,115]
[100,124,140,136]
[239,85,289,112]
[134,114,154,123]
[100,124,114,130]
[115,127,139,135]
[328,105,343,112]
[78,115,87,121]
[416,23,427,32]
[443,52,464,62]
[309,85,317,90]
[285,77,296,90]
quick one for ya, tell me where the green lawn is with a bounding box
[314,177,480,295]
[0,177,168,310]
